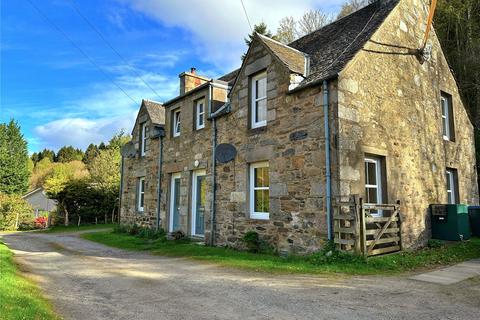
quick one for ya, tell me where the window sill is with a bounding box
[250,213,269,220]
[248,126,267,135]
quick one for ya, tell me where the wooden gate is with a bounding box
[333,196,403,257]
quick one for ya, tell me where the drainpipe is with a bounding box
[156,128,165,231]
[118,154,125,224]
[323,80,333,241]
[208,82,217,246]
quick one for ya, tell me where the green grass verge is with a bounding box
[0,242,60,320]
[41,223,115,233]
[82,231,480,275]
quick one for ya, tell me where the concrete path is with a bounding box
[1,231,480,320]
[410,259,480,285]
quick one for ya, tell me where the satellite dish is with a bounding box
[215,143,237,164]
[121,142,136,158]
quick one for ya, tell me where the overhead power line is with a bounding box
[69,0,163,101]
[240,0,253,31]
[26,0,139,105]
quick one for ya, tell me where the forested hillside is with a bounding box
[435,0,480,187]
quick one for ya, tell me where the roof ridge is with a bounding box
[143,98,163,105]
[289,0,390,47]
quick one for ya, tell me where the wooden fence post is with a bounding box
[359,197,367,257]
[397,200,403,251]
[353,195,361,255]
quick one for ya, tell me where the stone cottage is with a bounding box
[120,0,479,253]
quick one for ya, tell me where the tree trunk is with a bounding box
[63,201,69,226]
[77,215,81,227]
[15,211,20,230]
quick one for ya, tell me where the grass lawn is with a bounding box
[0,242,59,320]
[82,231,480,275]
[41,223,115,233]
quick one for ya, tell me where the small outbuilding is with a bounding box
[22,188,57,217]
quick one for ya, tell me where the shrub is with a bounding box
[307,240,365,265]
[0,193,34,231]
[242,231,260,252]
[427,239,445,249]
[34,216,48,229]
[137,227,166,240]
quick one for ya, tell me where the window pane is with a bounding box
[199,114,204,126]
[256,77,266,99]
[255,166,269,187]
[366,162,377,185]
[366,187,378,204]
[447,191,453,204]
[254,190,269,213]
[442,117,448,136]
[446,172,452,191]
[256,98,267,123]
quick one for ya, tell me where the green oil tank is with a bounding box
[468,206,480,237]
[430,204,471,241]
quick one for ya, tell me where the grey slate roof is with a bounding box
[289,0,399,89]
[257,33,307,75]
[218,0,399,91]
[218,69,239,84]
[142,99,165,125]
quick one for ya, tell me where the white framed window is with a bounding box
[140,122,147,156]
[251,72,267,129]
[365,157,384,216]
[137,177,145,212]
[173,109,181,137]
[249,161,269,220]
[446,169,458,204]
[441,92,454,141]
[441,95,450,140]
[196,99,205,130]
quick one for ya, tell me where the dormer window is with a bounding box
[173,109,181,137]
[251,71,267,129]
[140,122,147,156]
[196,98,205,130]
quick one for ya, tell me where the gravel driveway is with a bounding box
[1,231,479,320]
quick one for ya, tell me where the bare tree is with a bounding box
[276,16,296,44]
[337,0,372,19]
[297,9,332,37]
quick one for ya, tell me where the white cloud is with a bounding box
[117,0,345,70]
[34,114,136,150]
[32,69,178,151]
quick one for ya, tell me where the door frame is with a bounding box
[191,170,206,236]
[169,172,181,232]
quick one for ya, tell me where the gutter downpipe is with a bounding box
[156,128,165,231]
[323,80,333,241]
[208,82,217,246]
[118,155,125,224]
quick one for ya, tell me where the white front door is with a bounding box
[365,157,383,217]
[191,170,206,236]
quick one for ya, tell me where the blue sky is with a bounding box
[1,0,345,153]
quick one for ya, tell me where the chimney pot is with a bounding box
[190,67,196,74]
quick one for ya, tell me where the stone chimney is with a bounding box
[179,67,209,95]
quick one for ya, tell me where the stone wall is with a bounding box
[213,40,337,254]
[120,105,162,227]
[336,0,479,247]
